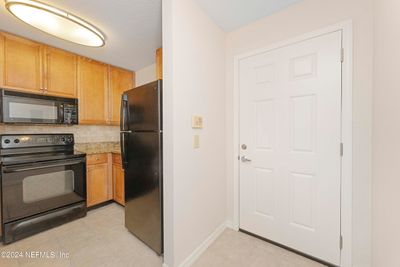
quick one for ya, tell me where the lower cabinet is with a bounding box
[86,153,124,207]
[86,153,112,207]
[112,154,125,205]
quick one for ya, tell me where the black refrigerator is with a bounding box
[120,80,163,255]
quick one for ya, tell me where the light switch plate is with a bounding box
[192,116,203,129]
[193,135,200,149]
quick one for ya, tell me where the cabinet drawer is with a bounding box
[87,153,108,165]
[112,153,122,165]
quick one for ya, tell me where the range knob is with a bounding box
[14,139,20,144]
[4,139,10,144]
[67,136,73,143]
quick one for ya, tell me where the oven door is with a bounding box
[1,158,86,223]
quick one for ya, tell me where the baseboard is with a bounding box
[225,220,237,230]
[162,221,231,267]
[177,221,228,267]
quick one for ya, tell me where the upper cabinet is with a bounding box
[0,31,136,126]
[44,46,77,98]
[0,32,78,98]
[156,48,163,80]
[109,66,135,125]
[78,57,109,125]
[0,34,4,86]
[1,33,43,93]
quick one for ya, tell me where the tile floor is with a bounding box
[0,203,162,267]
[192,229,326,267]
[0,203,325,267]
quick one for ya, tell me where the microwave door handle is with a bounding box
[58,103,64,124]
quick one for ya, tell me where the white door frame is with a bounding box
[232,21,353,267]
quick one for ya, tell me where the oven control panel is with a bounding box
[0,134,74,149]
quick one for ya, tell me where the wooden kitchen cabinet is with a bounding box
[112,153,125,205]
[86,153,125,207]
[156,48,162,80]
[109,66,135,125]
[78,57,109,125]
[44,46,78,98]
[1,33,43,93]
[0,31,137,126]
[0,34,4,86]
[86,153,112,207]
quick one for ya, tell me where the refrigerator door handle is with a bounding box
[120,93,130,169]
[120,94,129,131]
[120,132,129,170]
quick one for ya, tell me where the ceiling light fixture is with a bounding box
[5,0,105,47]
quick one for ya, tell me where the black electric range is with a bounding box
[0,134,87,244]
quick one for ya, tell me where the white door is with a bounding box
[239,31,342,265]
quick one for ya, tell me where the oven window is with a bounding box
[9,102,58,120]
[22,170,75,203]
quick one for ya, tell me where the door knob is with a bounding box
[241,156,252,163]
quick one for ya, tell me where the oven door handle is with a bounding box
[2,159,85,173]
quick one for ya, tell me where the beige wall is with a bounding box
[372,0,400,266]
[163,0,226,266]
[225,0,373,266]
[135,63,157,86]
[0,125,119,143]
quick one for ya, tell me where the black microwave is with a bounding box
[0,89,78,125]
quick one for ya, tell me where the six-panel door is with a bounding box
[239,31,342,265]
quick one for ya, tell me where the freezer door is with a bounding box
[124,131,163,254]
[125,80,162,131]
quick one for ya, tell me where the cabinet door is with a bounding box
[156,48,162,80]
[87,162,109,207]
[2,33,43,93]
[109,66,134,125]
[78,57,109,124]
[44,46,77,98]
[0,34,4,87]
[112,163,125,205]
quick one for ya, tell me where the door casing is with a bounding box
[232,21,353,267]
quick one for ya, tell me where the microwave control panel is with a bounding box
[62,104,78,124]
[0,134,74,149]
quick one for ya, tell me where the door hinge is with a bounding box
[340,235,343,250]
[340,143,344,157]
[341,48,344,63]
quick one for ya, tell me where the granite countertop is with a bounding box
[75,142,121,155]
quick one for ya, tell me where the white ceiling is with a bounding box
[0,0,162,71]
[195,0,301,32]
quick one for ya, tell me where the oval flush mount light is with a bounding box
[5,0,105,47]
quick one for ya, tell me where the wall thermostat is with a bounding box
[192,116,203,129]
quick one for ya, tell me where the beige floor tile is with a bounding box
[1,203,162,267]
[0,204,328,267]
[192,229,327,267]
[0,257,20,267]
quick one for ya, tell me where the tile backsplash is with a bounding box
[0,125,119,143]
